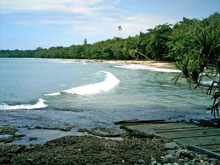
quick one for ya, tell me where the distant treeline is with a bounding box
[0,12,219,64]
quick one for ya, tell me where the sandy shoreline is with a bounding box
[105,60,177,69]
[68,59,177,69]
[22,57,177,69]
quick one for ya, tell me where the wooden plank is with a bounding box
[189,145,220,159]
[197,144,220,152]
[155,127,206,133]
[155,128,220,139]
[125,123,198,134]
[173,135,220,146]
[115,119,165,125]
[119,121,220,158]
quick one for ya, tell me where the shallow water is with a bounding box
[0,58,212,143]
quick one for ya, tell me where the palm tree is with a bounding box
[174,26,220,117]
[118,25,122,37]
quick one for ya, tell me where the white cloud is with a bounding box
[0,0,104,15]
[46,13,178,41]
[1,0,179,46]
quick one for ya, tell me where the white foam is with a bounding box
[64,71,120,95]
[44,92,61,96]
[45,71,120,96]
[114,64,181,73]
[50,59,80,64]
[0,98,48,110]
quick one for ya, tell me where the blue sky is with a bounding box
[0,0,219,50]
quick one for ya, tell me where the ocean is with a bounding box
[0,58,212,144]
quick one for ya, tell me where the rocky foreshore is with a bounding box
[1,121,220,164]
[0,133,220,164]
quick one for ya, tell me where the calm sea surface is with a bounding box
[0,58,212,143]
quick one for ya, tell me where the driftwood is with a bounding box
[114,119,165,125]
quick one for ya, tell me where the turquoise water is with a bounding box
[0,58,212,142]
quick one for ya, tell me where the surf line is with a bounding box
[0,98,48,110]
[45,71,120,96]
[114,64,181,73]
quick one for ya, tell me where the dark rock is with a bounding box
[0,126,18,135]
[34,126,72,132]
[29,137,38,141]
[12,134,25,138]
[77,127,125,137]
[176,149,194,158]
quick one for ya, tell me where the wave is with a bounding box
[0,98,48,110]
[114,64,181,73]
[45,71,120,96]
[44,92,61,96]
[50,59,88,65]
[50,59,80,64]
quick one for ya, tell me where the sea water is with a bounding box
[0,58,212,143]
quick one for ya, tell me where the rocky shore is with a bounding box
[0,126,220,164]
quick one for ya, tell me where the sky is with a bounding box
[0,0,219,50]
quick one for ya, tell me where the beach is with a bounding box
[105,60,177,69]
[76,59,177,69]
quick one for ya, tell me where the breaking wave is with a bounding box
[50,59,80,64]
[114,64,181,73]
[45,92,61,96]
[0,98,48,110]
[45,71,120,96]
[50,59,87,65]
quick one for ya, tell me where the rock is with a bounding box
[151,160,157,165]
[164,142,179,150]
[162,154,177,163]
[137,159,145,164]
[168,151,177,157]
[209,158,218,164]
[176,149,194,158]
[29,137,38,141]
[184,163,190,165]
[151,158,157,165]
[77,127,125,137]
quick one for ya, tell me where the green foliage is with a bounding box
[147,24,173,61]
[172,17,220,117]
